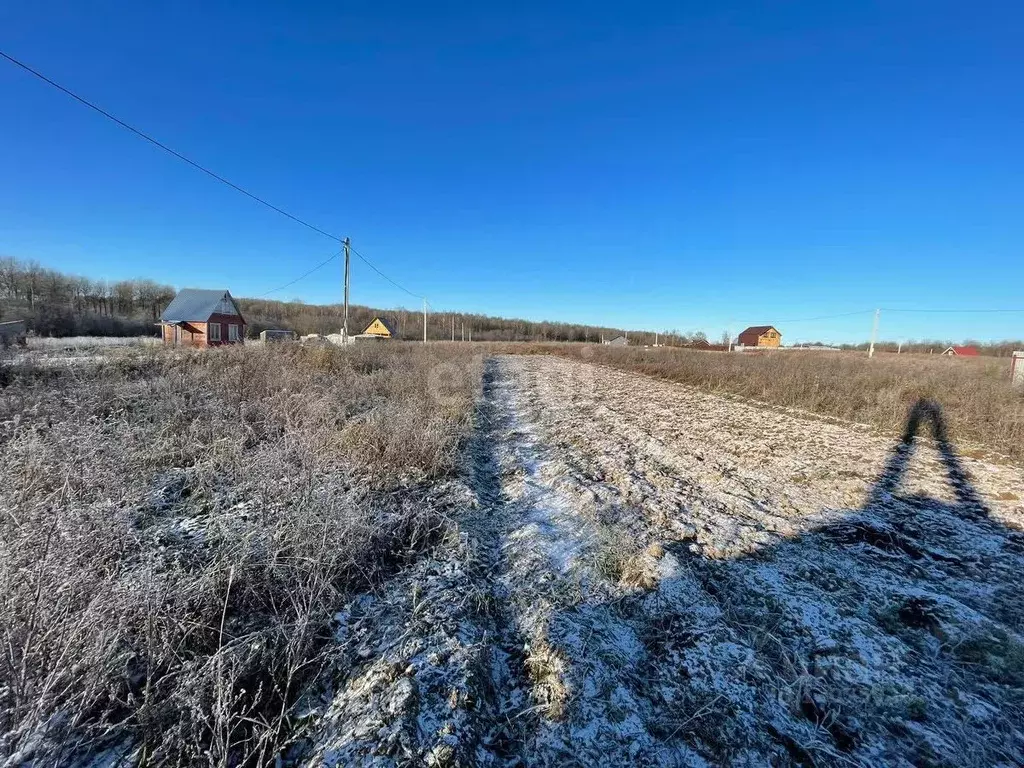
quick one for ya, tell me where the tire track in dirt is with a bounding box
[468,356,674,766]
[302,354,1024,766]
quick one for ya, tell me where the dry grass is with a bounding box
[26,335,160,350]
[483,343,1024,464]
[0,342,481,764]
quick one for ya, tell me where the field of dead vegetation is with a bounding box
[0,342,482,764]
[2,342,1023,767]
[513,344,1024,465]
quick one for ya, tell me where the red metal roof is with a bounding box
[952,346,980,356]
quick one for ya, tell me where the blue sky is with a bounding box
[1,1,1022,343]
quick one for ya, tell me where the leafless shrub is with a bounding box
[0,342,481,764]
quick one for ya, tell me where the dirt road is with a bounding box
[305,355,1024,767]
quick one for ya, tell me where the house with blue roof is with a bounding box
[159,288,246,347]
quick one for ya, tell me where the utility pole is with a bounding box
[868,309,880,358]
[655,331,659,347]
[461,322,465,342]
[469,326,472,342]
[342,237,351,340]
[423,298,428,344]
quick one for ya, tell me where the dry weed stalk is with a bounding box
[0,342,481,764]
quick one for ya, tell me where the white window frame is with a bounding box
[228,324,239,342]
[208,322,221,342]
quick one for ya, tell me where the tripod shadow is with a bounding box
[528,399,1024,767]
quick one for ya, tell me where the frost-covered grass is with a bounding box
[0,343,481,765]
[497,355,1024,765]
[26,334,160,349]
[503,343,1024,465]
[5,343,1022,766]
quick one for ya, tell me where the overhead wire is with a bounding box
[0,49,429,303]
[879,307,1024,313]
[0,50,340,242]
[12,51,1019,321]
[349,245,424,300]
[259,250,341,296]
[769,307,1023,324]
[771,309,875,324]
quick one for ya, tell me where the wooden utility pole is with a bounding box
[342,237,351,340]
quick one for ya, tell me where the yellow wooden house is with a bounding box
[738,325,781,348]
[362,317,399,338]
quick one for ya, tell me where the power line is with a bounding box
[349,245,424,300]
[260,250,340,297]
[1,49,428,303]
[773,309,875,324]
[771,307,1023,324]
[0,50,341,242]
[879,307,1024,313]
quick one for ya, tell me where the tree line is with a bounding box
[2,256,1019,353]
[238,297,703,345]
[0,256,175,336]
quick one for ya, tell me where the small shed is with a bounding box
[160,289,246,347]
[362,317,399,339]
[260,329,297,343]
[738,326,781,348]
[607,335,628,346]
[942,346,980,357]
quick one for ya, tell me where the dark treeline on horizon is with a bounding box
[0,256,1020,354]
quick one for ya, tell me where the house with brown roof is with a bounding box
[941,345,979,357]
[159,289,246,347]
[737,325,781,348]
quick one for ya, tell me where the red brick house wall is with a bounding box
[162,315,245,347]
[205,313,246,346]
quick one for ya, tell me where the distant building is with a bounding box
[160,289,246,347]
[607,335,628,346]
[738,325,781,348]
[362,317,399,339]
[942,346,980,357]
[687,338,729,352]
[259,329,297,343]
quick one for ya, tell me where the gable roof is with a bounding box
[160,289,244,323]
[739,325,778,337]
[945,345,980,356]
[363,316,398,336]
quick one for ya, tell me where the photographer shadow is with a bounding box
[536,399,1024,766]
